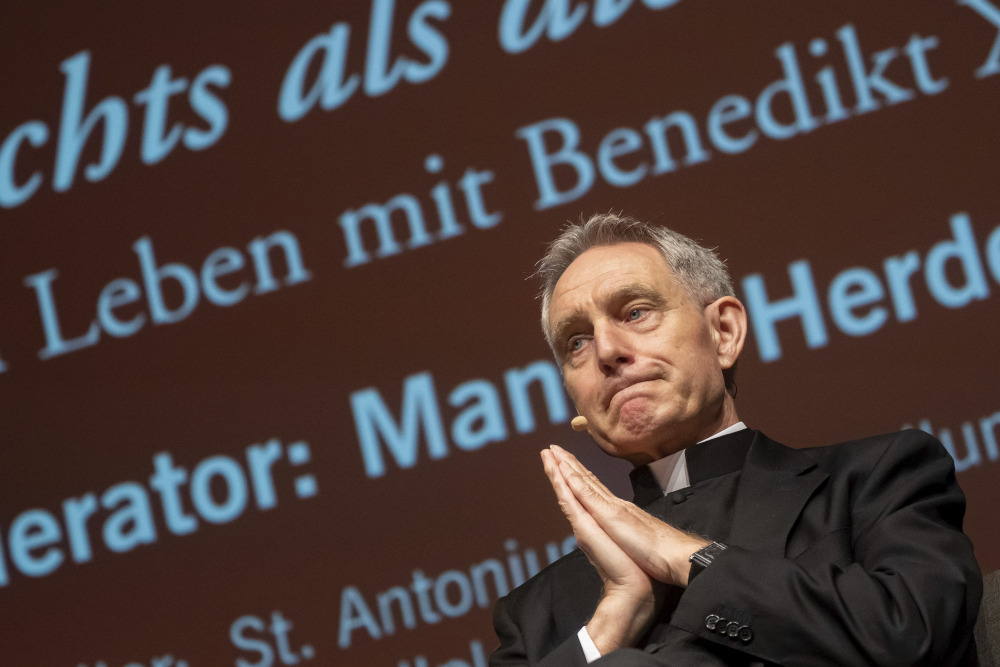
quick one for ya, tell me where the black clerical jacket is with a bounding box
[490,429,982,666]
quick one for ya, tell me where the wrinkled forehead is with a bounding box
[552,243,673,296]
[548,244,683,319]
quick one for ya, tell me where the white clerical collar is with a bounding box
[647,421,747,494]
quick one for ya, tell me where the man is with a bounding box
[490,213,982,666]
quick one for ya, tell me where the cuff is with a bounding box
[577,626,602,663]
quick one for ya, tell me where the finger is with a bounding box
[540,449,572,505]
[549,450,687,579]
[555,460,624,516]
[548,454,703,586]
[542,450,588,520]
[542,452,637,579]
[542,450,601,530]
[550,444,617,500]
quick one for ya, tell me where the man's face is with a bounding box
[548,243,734,464]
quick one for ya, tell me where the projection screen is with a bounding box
[1,1,998,664]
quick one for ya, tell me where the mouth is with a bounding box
[605,377,658,409]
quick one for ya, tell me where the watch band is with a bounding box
[688,541,728,581]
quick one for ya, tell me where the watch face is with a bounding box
[693,542,728,566]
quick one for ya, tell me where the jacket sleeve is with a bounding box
[489,592,590,667]
[669,430,982,666]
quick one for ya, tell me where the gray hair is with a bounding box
[536,213,738,391]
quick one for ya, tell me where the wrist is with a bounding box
[686,541,728,586]
[586,592,657,653]
[672,536,711,587]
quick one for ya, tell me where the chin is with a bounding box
[596,429,662,465]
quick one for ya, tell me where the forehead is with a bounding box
[549,243,681,314]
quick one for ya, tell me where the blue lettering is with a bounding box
[448,380,508,451]
[9,510,63,578]
[597,127,647,187]
[365,0,451,95]
[96,278,145,338]
[643,111,710,174]
[339,195,433,267]
[516,117,594,210]
[498,0,588,54]
[981,412,1000,461]
[756,43,818,140]
[246,440,283,510]
[924,212,990,308]
[883,251,922,322]
[365,0,414,96]
[406,2,452,84]
[278,23,358,121]
[836,24,914,113]
[134,236,200,325]
[133,65,188,165]
[53,51,128,191]
[433,569,473,618]
[338,586,383,648]
[707,95,757,154]
[149,452,198,536]
[190,456,249,524]
[247,230,313,294]
[920,419,982,473]
[827,267,888,336]
[24,268,101,359]
[503,360,569,433]
[742,260,828,362]
[201,247,249,307]
[351,372,449,478]
[231,615,275,667]
[101,482,158,553]
[185,65,231,150]
[62,494,98,563]
[0,121,48,208]
[957,0,1000,78]
[988,224,1000,284]
[593,0,635,26]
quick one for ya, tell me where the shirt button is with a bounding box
[670,490,690,504]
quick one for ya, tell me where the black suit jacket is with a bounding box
[490,430,982,666]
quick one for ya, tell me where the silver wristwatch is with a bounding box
[689,541,728,581]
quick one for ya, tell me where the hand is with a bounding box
[541,448,660,652]
[547,444,710,588]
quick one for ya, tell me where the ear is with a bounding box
[705,296,747,371]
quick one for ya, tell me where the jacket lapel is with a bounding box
[728,431,828,556]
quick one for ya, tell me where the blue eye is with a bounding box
[571,338,584,351]
[628,308,644,321]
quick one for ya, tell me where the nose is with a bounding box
[594,322,633,374]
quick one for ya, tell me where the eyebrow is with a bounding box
[607,284,667,310]
[551,283,668,346]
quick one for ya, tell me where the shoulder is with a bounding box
[797,428,954,472]
[750,429,962,519]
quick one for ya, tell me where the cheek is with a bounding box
[565,373,600,410]
[668,332,719,386]
[562,374,584,404]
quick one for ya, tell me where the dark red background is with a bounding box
[1,2,997,664]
